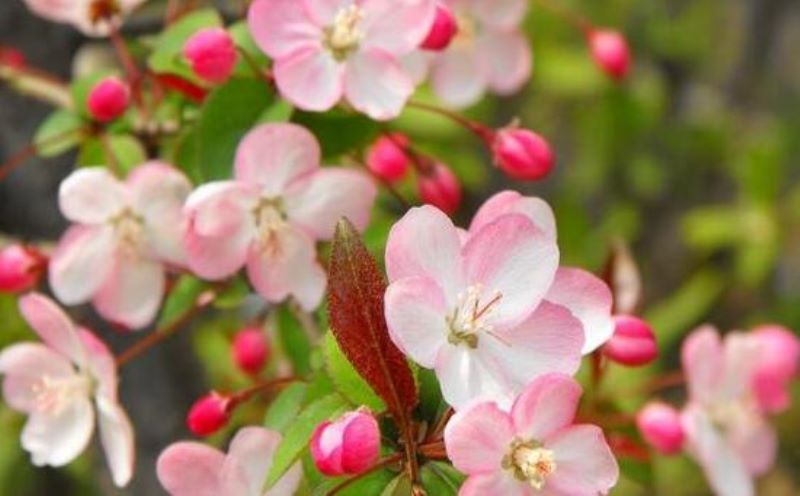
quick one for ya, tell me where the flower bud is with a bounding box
[183,28,238,85]
[421,3,458,51]
[636,402,684,455]
[588,29,631,81]
[750,325,799,413]
[310,410,380,476]
[366,133,410,183]
[0,245,46,293]
[0,46,26,69]
[232,327,270,376]
[492,127,554,181]
[417,162,461,215]
[603,315,658,366]
[87,77,130,123]
[187,393,230,437]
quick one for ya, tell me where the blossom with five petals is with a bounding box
[23,0,146,37]
[157,426,301,495]
[49,163,192,329]
[247,0,436,120]
[183,123,376,310]
[0,293,134,486]
[384,190,614,409]
[445,373,619,495]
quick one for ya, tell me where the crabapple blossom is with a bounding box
[87,76,130,123]
[421,2,459,51]
[680,326,782,496]
[0,293,134,487]
[429,0,532,108]
[0,244,46,293]
[183,123,376,310]
[492,126,555,181]
[384,190,614,409]
[183,28,238,85]
[603,315,658,366]
[417,161,461,215]
[157,426,301,496]
[366,133,411,183]
[187,393,231,437]
[636,402,684,455]
[247,0,437,120]
[310,409,380,476]
[232,328,270,376]
[445,374,619,495]
[23,0,147,37]
[50,163,192,329]
[588,29,631,81]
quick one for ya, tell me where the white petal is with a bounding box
[92,254,165,329]
[58,168,127,224]
[274,47,344,112]
[96,395,135,487]
[18,293,86,365]
[431,46,485,108]
[385,276,449,368]
[344,49,414,121]
[21,397,95,467]
[49,225,116,305]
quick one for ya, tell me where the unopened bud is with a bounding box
[183,28,238,85]
[603,315,658,366]
[87,76,130,123]
[421,3,458,51]
[417,162,461,215]
[588,29,631,81]
[0,245,46,293]
[636,402,684,455]
[232,327,270,376]
[310,410,380,476]
[366,133,411,183]
[186,393,230,437]
[492,127,555,181]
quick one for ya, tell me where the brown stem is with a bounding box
[417,439,448,461]
[98,132,122,175]
[0,63,72,108]
[425,407,453,442]
[327,454,404,495]
[406,100,494,142]
[0,127,88,183]
[228,377,301,408]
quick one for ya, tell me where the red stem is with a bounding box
[405,100,494,142]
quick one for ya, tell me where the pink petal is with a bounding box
[681,326,723,403]
[435,345,511,410]
[0,343,74,412]
[510,373,582,441]
[469,190,556,240]
[96,396,135,487]
[719,332,762,401]
[157,442,226,496]
[444,400,514,473]
[344,49,414,120]
[127,162,192,266]
[246,226,326,310]
[284,168,376,240]
[431,45,485,108]
[385,276,449,368]
[361,0,437,54]
[79,330,118,401]
[21,398,95,467]
[302,0,347,26]
[476,30,532,95]
[385,205,462,298]
[274,47,344,112]
[468,0,528,30]
[23,0,74,23]
[462,214,559,330]
[92,255,165,329]
[248,0,322,59]
[223,427,282,494]
[545,425,619,495]
[18,293,85,364]
[461,472,530,496]
[269,463,303,496]
[58,167,127,224]
[400,51,433,85]
[49,224,115,305]
[543,268,614,354]
[726,408,776,476]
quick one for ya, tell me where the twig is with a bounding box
[0,127,88,183]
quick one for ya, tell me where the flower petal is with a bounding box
[58,168,127,224]
[0,343,74,412]
[157,442,225,496]
[726,407,777,476]
[462,214,558,330]
[476,30,532,95]
[361,0,437,54]
[468,0,528,30]
[18,293,85,364]
[49,225,116,305]
[21,397,95,467]
[344,49,414,120]
[284,168,376,240]
[92,254,165,329]
[431,45,485,108]
[681,326,723,403]
[543,267,614,354]
[469,190,555,240]
[545,425,619,495]
[435,345,510,409]
[511,373,582,441]
[460,472,529,496]
[248,0,322,59]
[444,401,514,473]
[274,47,344,112]
[223,427,282,495]
[303,0,348,26]
[385,276,449,368]
[96,395,135,488]
[79,330,118,400]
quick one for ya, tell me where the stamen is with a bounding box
[31,374,91,416]
[446,284,503,348]
[323,5,364,61]
[503,438,557,490]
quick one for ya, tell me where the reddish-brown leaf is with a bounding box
[327,218,418,422]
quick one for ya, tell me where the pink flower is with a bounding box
[183,123,376,311]
[602,315,658,366]
[417,161,462,215]
[23,0,146,37]
[680,326,779,496]
[183,28,238,85]
[232,328,271,376]
[384,190,614,408]
[0,244,46,293]
[749,325,799,414]
[445,374,619,495]
[157,426,301,496]
[87,76,130,123]
[49,163,192,329]
[429,0,532,108]
[310,409,380,476]
[247,0,436,120]
[588,29,631,81]
[0,293,134,486]
[636,402,684,455]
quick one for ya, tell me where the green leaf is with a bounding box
[620,456,655,488]
[420,461,464,495]
[264,394,349,488]
[276,305,312,376]
[417,368,444,424]
[228,21,270,78]
[157,275,206,328]
[148,9,223,80]
[77,134,147,175]
[212,275,251,309]
[264,382,308,432]
[381,473,412,495]
[311,469,397,496]
[323,331,386,412]
[34,110,85,157]
[292,109,379,158]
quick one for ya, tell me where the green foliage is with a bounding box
[77,134,147,174]
[420,462,465,495]
[33,110,85,157]
[322,331,386,412]
[292,109,380,159]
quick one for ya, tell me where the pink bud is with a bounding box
[750,325,799,413]
[636,402,684,455]
[0,245,46,293]
[421,3,458,51]
[310,410,380,476]
[588,29,631,81]
[603,315,658,366]
[187,393,230,437]
[417,162,461,215]
[492,127,555,181]
[183,28,238,85]
[366,133,410,183]
[232,327,270,376]
[87,77,130,123]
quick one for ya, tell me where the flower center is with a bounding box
[252,197,288,255]
[708,400,747,433]
[446,284,502,349]
[503,439,557,490]
[31,374,91,416]
[88,0,121,24]
[323,5,364,62]
[110,208,146,259]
